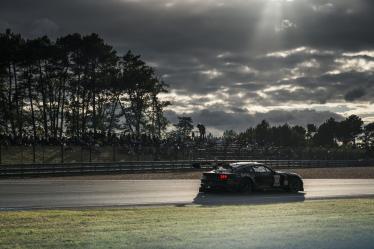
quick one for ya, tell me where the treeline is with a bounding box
[224,115,374,151]
[0,29,170,144]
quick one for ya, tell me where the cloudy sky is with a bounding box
[1,0,374,134]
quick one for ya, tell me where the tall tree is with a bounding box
[306,123,317,142]
[254,120,270,146]
[363,122,374,151]
[0,30,171,144]
[58,33,118,139]
[336,115,363,145]
[313,118,338,147]
[120,51,159,137]
[148,80,170,138]
[0,29,25,139]
[174,116,194,140]
[223,129,237,144]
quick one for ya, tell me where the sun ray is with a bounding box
[249,0,286,55]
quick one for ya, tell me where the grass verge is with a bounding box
[1,199,374,249]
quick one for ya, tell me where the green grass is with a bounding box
[0,146,119,164]
[1,199,374,249]
[0,146,177,164]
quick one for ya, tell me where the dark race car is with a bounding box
[199,162,303,193]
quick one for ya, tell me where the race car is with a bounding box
[199,162,303,193]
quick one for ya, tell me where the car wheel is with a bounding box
[288,179,302,193]
[239,180,253,194]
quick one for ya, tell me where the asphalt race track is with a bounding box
[1,179,374,210]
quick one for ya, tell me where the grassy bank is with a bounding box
[0,146,185,164]
[1,199,374,249]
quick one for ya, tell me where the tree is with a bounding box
[223,129,237,144]
[27,35,63,140]
[55,33,119,140]
[0,30,171,144]
[197,123,206,140]
[336,115,363,145]
[306,124,317,142]
[174,116,193,139]
[120,51,159,137]
[237,127,255,145]
[363,122,374,151]
[254,120,270,146]
[0,29,25,138]
[148,80,170,138]
[313,118,338,147]
[291,125,306,147]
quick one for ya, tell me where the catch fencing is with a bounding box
[0,159,374,178]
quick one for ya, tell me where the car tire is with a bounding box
[239,180,253,194]
[288,179,302,193]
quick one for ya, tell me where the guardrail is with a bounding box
[0,159,373,178]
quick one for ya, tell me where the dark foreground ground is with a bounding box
[1,199,374,249]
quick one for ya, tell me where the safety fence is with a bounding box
[0,159,373,178]
[0,145,371,165]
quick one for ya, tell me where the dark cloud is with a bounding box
[2,0,374,52]
[1,0,373,130]
[344,88,366,101]
[30,18,59,37]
